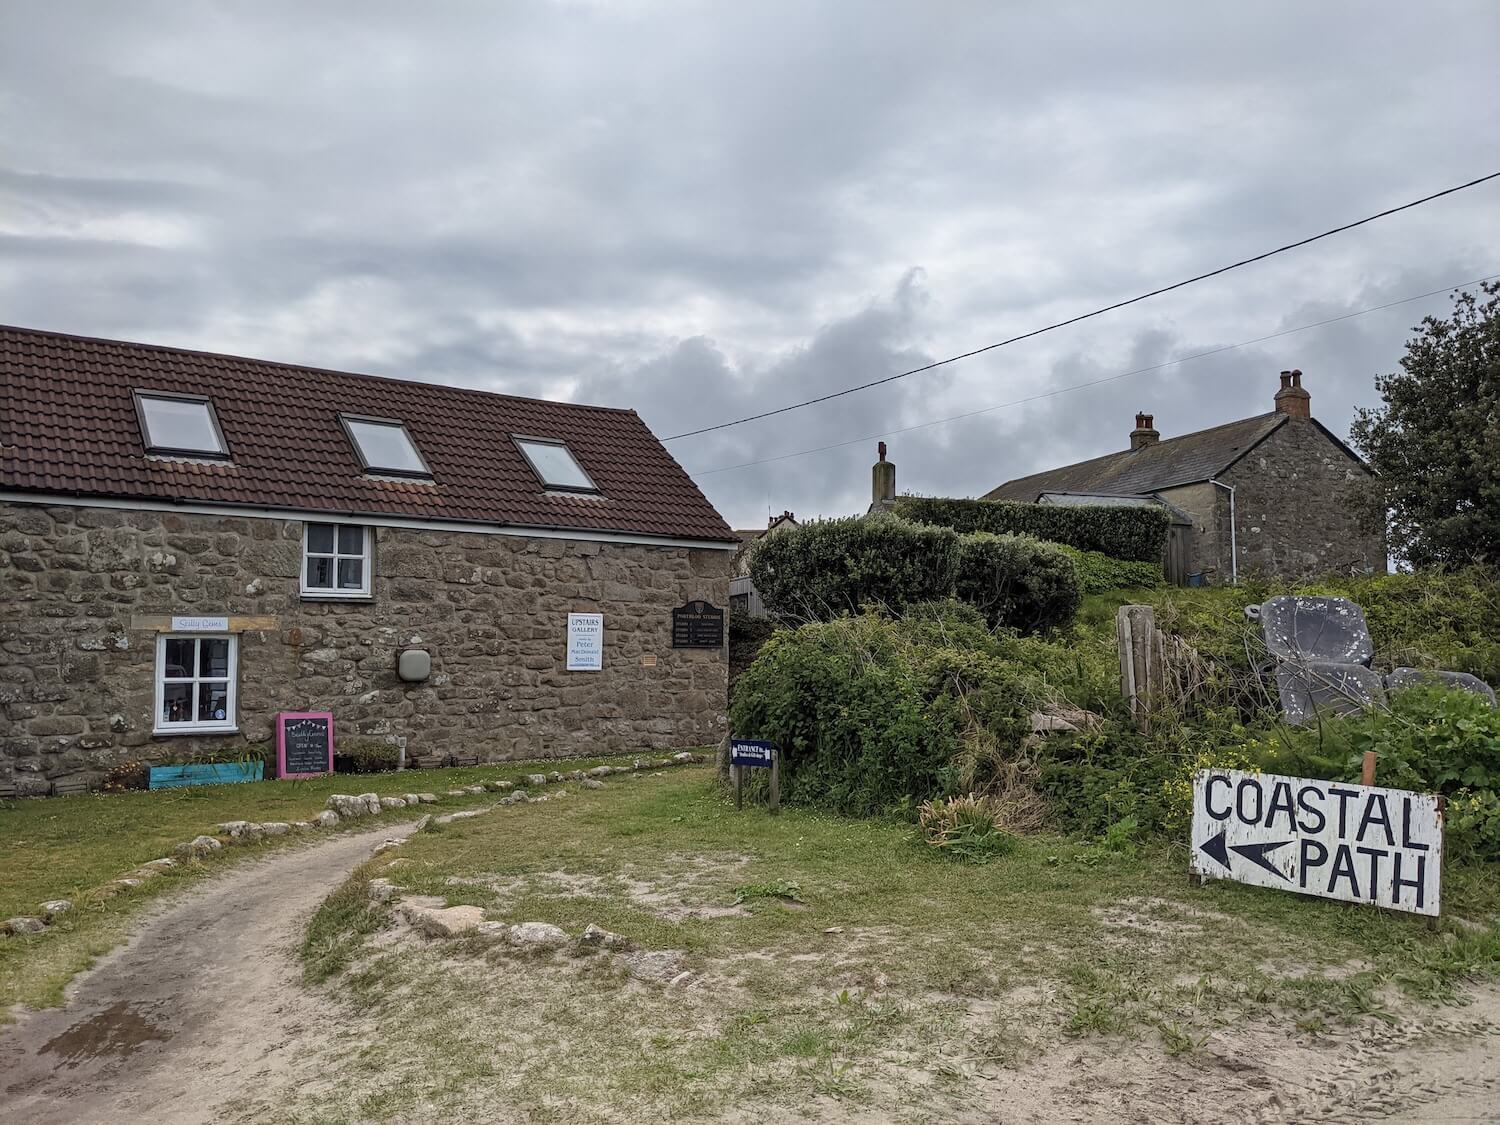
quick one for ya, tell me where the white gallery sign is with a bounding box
[1190,769,1443,916]
[566,612,603,671]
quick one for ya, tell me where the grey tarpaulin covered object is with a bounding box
[1275,662,1388,725]
[1386,667,1498,707]
[1248,594,1496,725]
[1251,595,1375,666]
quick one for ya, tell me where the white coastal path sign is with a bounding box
[1190,769,1443,916]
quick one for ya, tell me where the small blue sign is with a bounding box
[730,739,776,768]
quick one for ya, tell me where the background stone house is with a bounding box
[985,370,1385,583]
[0,326,738,795]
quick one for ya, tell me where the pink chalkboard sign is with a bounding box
[276,711,334,779]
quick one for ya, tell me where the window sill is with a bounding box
[152,726,241,738]
[300,591,374,602]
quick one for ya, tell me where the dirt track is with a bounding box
[2,821,1498,1124]
[0,823,403,1125]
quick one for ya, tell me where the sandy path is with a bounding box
[0,822,405,1125]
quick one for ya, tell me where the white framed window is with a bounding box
[154,634,238,734]
[302,522,371,597]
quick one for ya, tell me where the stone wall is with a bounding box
[1156,481,1221,582]
[1221,418,1384,581]
[0,501,731,794]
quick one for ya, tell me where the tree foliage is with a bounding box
[1351,281,1500,567]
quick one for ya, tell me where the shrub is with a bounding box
[340,739,400,774]
[748,514,958,621]
[893,496,1172,563]
[954,532,1081,632]
[729,608,1050,816]
[918,794,1020,863]
[749,516,1082,634]
[1057,545,1165,593]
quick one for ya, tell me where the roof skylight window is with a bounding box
[514,437,598,493]
[339,415,432,478]
[133,391,230,459]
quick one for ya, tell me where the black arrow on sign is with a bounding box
[1196,830,1295,882]
[1229,838,1294,882]
[1198,828,1232,871]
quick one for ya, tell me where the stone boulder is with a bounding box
[617,949,688,983]
[261,822,291,836]
[580,923,631,951]
[4,916,47,936]
[582,779,604,790]
[39,900,72,918]
[380,797,407,810]
[174,835,222,857]
[402,903,487,938]
[508,921,569,950]
[587,766,612,778]
[313,810,340,828]
[525,774,548,787]
[367,878,397,904]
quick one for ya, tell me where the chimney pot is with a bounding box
[1129,411,1160,450]
[1274,368,1311,417]
[878,441,887,463]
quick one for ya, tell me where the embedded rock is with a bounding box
[446,788,467,798]
[359,792,382,815]
[412,814,433,832]
[464,785,487,795]
[261,821,291,836]
[380,797,407,810]
[672,752,696,764]
[526,774,547,787]
[508,921,569,950]
[367,878,397,904]
[580,923,631,951]
[618,949,687,983]
[39,900,72,918]
[404,903,486,938]
[403,793,424,805]
[174,835,222,857]
[582,779,604,790]
[4,916,47,936]
[587,766,612,778]
[313,810,340,828]
[475,921,511,941]
[416,793,438,804]
[547,772,564,783]
[567,770,586,781]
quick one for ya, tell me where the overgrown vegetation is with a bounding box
[893,495,1172,563]
[917,793,1020,862]
[1056,545,1166,593]
[748,514,1081,632]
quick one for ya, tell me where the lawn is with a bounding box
[259,767,1500,1124]
[0,754,647,1013]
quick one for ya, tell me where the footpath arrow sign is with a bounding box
[1190,769,1443,916]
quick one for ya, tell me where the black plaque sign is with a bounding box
[671,600,725,648]
[278,711,334,777]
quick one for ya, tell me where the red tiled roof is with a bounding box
[0,325,736,543]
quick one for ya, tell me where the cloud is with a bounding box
[1,1,1498,527]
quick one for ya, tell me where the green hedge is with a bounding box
[1056,545,1165,593]
[748,515,1080,633]
[955,532,1081,632]
[893,496,1171,563]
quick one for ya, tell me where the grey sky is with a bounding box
[2,2,1497,528]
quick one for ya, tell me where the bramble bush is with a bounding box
[729,605,1053,816]
[748,515,1081,633]
[892,495,1171,562]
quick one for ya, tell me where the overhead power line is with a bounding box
[689,271,1500,477]
[664,170,1500,441]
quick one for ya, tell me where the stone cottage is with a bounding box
[0,326,739,795]
[985,370,1385,583]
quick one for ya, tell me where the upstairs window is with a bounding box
[514,436,598,493]
[302,522,371,597]
[154,634,238,733]
[340,414,432,479]
[134,391,229,459]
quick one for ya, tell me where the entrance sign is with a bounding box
[730,739,776,767]
[672,601,725,649]
[1190,769,1442,916]
[277,711,334,779]
[566,612,603,671]
[729,739,779,814]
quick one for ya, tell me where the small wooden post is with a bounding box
[769,752,780,815]
[733,763,743,810]
[1361,751,1377,787]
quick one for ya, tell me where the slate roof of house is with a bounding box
[0,325,737,543]
[984,413,1291,502]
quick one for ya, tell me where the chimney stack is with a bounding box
[1274,369,1311,417]
[1129,412,1160,450]
[872,441,896,505]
